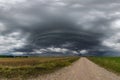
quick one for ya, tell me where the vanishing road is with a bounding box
[30,57,120,80]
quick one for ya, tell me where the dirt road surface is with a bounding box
[30,57,120,80]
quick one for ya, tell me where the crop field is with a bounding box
[88,57,120,75]
[0,56,79,79]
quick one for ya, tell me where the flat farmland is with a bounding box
[0,57,79,79]
[88,57,120,75]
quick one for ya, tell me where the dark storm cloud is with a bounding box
[0,0,120,56]
[14,17,104,55]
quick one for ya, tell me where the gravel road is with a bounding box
[30,57,120,80]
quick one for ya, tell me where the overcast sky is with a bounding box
[0,0,120,56]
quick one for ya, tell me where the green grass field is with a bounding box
[88,57,120,75]
[0,57,79,79]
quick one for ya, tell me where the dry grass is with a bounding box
[0,56,79,79]
[0,57,70,66]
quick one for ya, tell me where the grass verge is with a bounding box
[88,57,120,75]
